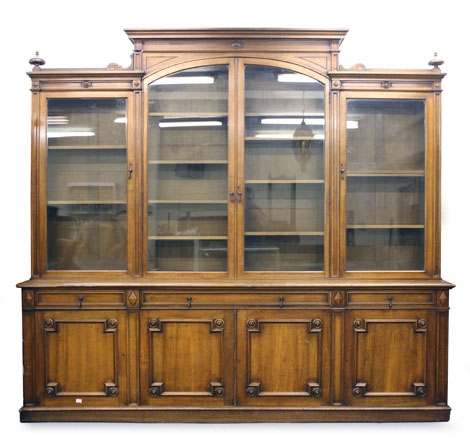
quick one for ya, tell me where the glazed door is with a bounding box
[140,310,234,406]
[239,62,328,276]
[344,309,436,406]
[144,62,235,276]
[237,309,331,406]
[41,92,135,275]
[340,92,434,276]
[35,310,127,407]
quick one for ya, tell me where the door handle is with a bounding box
[128,163,133,179]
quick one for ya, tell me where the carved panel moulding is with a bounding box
[148,318,225,333]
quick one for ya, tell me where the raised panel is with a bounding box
[140,310,233,406]
[344,310,436,406]
[237,310,330,406]
[36,310,127,407]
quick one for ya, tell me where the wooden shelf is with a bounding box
[245,179,324,184]
[347,225,425,229]
[149,112,228,117]
[149,160,228,164]
[148,235,227,240]
[245,231,324,236]
[48,145,126,150]
[148,200,227,204]
[48,200,126,205]
[245,113,322,117]
[348,170,425,177]
[245,136,316,141]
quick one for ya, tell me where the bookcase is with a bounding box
[18,28,453,422]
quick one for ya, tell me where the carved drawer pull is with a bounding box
[279,296,284,308]
[78,296,83,309]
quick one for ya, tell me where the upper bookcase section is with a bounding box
[124,28,349,73]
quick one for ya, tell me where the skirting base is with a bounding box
[20,405,451,423]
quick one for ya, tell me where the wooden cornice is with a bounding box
[329,69,446,80]
[124,28,349,43]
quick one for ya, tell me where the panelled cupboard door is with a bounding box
[344,310,436,406]
[140,310,234,406]
[35,310,127,407]
[237,309,330,406]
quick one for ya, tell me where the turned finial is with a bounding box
[428,52,444,71]
[29,51,45,71]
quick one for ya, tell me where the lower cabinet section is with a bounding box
[237,310,330,406]
[21,288,451,422]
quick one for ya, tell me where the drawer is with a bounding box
[141,291,329,308]
[346,291,434,307]
[36,290,126,309]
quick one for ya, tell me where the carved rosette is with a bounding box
[307,383,322,398]
[246,319,259,331]
[148,318,162,332]
[105,383,119,397]
[149,382,164,397]
[210,382,225,397]
[45,382,59,397]
[43,318,56,332]
[246,383,261,397]
[310,319,323,332]
[353,319,365,331]
[352,382,367,397]
[415,319,428,333]
[413,383,428,397]
[105,318,118,332]
[211,318,225,332]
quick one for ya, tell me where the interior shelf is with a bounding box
[245,136,316,141]
[148,200,227,204]
[148,235,228,240]
[245,231,324,236]
[148,112,228,117]
[48,145,127,150]
[348,170,425,177]
[148,160,228,164]
[48,200,126,205]
[346,224,425,229]
[245,179,324,184]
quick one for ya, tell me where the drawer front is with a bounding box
[347,291,434,308]
[141,291,329,309]
[36,290,126,309]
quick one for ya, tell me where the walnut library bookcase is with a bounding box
[18,28,454,423]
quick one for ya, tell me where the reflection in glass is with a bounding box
[346,99,425,271]
[244,65,325,271]
[46,99,127,270]
[147,65,229,271]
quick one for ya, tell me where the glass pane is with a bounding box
[46,99,127,270]
[147,65,228,271]
[244,65,325,271]
[346,99,426,271]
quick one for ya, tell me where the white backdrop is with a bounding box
[0,0,468,436]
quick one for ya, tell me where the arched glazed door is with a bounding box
[144,60,328,277]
